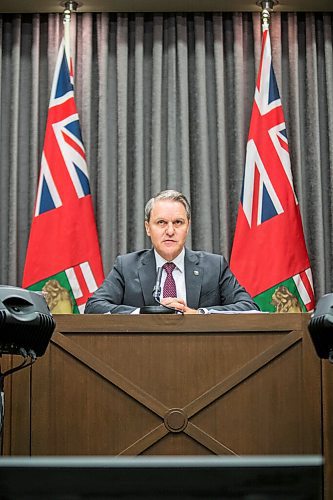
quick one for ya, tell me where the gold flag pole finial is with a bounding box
[256,1,278,29]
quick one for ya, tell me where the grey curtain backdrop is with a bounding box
[0,11,332,301]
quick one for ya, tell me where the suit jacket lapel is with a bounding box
[185,249,203,309]
[138,249,157,306]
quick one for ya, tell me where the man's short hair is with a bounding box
[144,190,191,222]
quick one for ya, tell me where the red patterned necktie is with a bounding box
[162,262,177,298]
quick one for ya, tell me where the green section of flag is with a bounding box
[28,271,79,314]
[254,277,306,313]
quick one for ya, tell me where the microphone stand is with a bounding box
[0,349,37,455]
[140,304,177,314]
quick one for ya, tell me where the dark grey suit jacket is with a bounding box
[84,248,259,314]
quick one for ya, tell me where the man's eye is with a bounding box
[157,220,166,226]
[174,220,183,227]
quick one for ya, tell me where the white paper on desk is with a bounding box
[209,309,266,314]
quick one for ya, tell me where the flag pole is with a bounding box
[62,1,78,62]
[22,0,105,311]
[230,0,315,312]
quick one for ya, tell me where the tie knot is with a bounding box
[163,262,176,275]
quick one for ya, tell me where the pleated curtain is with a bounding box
[0,12,333,300]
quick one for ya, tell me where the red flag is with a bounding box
[230,26,315,313]
[22,37,104,313]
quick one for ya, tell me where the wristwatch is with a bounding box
[197,308,206,314]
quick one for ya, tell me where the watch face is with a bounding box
[198,308,205,314]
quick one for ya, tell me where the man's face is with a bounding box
[145,199,190,261]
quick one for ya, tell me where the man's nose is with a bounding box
[165,222,174,234]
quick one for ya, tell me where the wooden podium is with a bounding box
[1,313,330,494]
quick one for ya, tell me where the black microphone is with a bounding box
[153,266,163,302]
[140,267,178,314]
[153,267,183,314]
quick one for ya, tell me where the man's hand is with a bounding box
[161,297,198,314]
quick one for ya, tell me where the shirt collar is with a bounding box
[154,248,185,273]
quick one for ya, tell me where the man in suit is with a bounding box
[84,190,259,314]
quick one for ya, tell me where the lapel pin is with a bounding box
[194,270,199,276]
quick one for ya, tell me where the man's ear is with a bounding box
[145,221,150,237]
